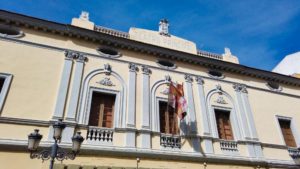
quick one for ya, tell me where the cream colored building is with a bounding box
[0,10,299,169]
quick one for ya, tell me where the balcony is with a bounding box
[160,133,181,149]
[86,126,113,145]
[288,147,300,159]
[219,140,238,155]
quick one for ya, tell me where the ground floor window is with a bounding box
[88,92,115,128]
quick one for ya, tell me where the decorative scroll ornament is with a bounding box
[97,77,114,86]
[165,75,171,82]
[64,50,87,62]
[184,74,193,83]
[129,63,138,72]
[233,83,247,93]
[142,66,151,75]
[104,63,112,75]
[216,84,222,91]
[64,50,79,59]
[160,87,169,95]
[215,95,227,104]
[195,76,204,85]
[77,54,87,62]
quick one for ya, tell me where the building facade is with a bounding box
[0,10,300,169]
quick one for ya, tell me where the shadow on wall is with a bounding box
[180,120,205,155]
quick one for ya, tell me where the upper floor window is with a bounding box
[88,92,115,128]
[157,60,177,69]
[215,109,234,140]
[159,101,179,135]
[278,119,297,147]
[97,47,121,58]
[208,70,224,79]
[0,24,24,38]
[0,78,5,93]
[266,81,282,92]
[0,74,12,113]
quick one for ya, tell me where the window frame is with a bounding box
[275,115,300,148]
[156,97,180,135]
[214,109,234,140]
[211,105,240,141]
[85,87,120,128]
[0,73,12,113]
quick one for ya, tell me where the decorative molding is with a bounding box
[76,54,87,62]
[128,63,138,72]
[104,63,112,75]
[184,74,193,83]
[1,37,300,99]
[215,95,227,104]
[233,83,247,93]
[164,75,171,82]
[52,55,73,119]
[216,84,222,91]
[195,76,204,85]
[160,87,169,95]
[64,50,78,59]
[141,66,151,75]
[97,77,114,86]
[2,10,300,87]
[0,138,298,168]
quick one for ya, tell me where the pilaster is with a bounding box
[233,83,251,140]
[140,66,151,149]
[52,51,75,119]
[65,53,87,122]
[126,63,138,127]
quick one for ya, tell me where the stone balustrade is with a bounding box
[86,127,113,145]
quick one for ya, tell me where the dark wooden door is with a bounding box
[159,101,178,135]
[88,92,115,128]
[215,110,234,140]
[279,120,297,147]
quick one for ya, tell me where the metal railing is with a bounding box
[288,147,300,159]
[160,133,181,149]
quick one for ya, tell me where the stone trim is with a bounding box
[65,53,87,122]
[1,36,300,99]
[275,115,300,147]
[52,51,75,119]
[77,69,127,128]
[1,10,300,87]
[0,139,299,168]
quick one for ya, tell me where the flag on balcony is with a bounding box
[168,82,187,120]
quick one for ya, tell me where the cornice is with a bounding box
[1,10,300,87]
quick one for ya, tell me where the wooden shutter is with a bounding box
[88,92,115,128]
[215,110,233,140]
[159,101,179,135]
[279,120,297,147]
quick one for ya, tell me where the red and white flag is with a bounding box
[168,82,187,120]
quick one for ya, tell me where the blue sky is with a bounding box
[1,0,300,71]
